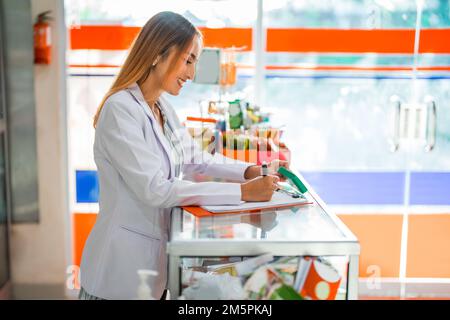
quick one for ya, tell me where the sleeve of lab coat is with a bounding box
[97,99,242,208]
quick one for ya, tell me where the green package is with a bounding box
[228,100,243,130]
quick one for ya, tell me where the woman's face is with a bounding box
[160,35,202,96]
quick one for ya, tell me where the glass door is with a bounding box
[400,1,450,296]
[0,123,10,296]
[262,0,449,298]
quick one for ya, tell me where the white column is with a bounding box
[253,0,265,108]
[10,0,69,297]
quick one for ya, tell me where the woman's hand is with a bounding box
[240,175,279,202]
[244,165,261,180]
[268,160,290,181]
[243,160,290,181]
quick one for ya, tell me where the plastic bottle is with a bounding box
[137,269,158,300]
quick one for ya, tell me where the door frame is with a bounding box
[0,0,13,299]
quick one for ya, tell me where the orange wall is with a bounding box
[339,213,450,279]
[407,214,450,278]
[338,214,403,278]
[72,213,97,266]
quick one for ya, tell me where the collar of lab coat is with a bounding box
[126,82,176,179]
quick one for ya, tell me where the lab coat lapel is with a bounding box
[127,83,175,178]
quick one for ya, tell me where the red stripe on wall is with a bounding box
[198,27,252,51]
[70,25,141,50]
[266,28,450,54]
[70,26,450,54]
[69,25,252,51]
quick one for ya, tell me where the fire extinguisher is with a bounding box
[34,10,52,65]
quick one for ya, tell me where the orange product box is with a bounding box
[295,257,342,300]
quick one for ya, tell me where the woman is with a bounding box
[79,11,287,300]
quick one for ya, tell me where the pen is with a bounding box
[277,182,305,199]
[261,161,269,176]
[277,188,300,198]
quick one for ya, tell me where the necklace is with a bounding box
[146,100,164,129]
[145,99,158,115]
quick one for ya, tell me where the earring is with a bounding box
[152,59,158,67]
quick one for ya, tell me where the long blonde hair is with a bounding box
[93,11,201,128]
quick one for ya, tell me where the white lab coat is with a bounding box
[79,83,251,299]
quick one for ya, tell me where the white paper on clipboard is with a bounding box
[201,191,311,214]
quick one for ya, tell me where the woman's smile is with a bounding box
[177,77,186,88]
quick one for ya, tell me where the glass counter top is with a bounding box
[173,201,348,242]
[167,171,359,257]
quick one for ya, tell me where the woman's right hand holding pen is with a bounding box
[240,175,280,202]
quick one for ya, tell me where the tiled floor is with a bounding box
[11,284,67,300]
